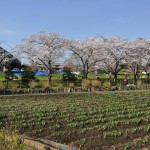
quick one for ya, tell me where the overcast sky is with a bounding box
[0,0,150,51]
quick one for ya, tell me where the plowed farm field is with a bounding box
[0,91,150,150]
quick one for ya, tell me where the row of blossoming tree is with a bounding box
[14,32,150,85]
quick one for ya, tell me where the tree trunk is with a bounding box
[48,70,52,85]
[133,74,137,85]
[142,67,149,84]
[47,60,52,85]
[146,73,150,84]
[85,61,89,79]
[85,72,88,79]
[83,65,87,79]
[114,73,118,85]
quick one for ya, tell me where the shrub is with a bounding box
[69,82,75,88]
[82,79,91,88]
[21,68,35,84]
[58,83,63,88]
[5,71,14,80]
[0,82,5,90]
[91,80,101,88]
[103,81,111,89]
[62,67,77,82]
[28,81,39,89]
[137,80,142,88]
[9,82,19,91]
[41,81,49,90]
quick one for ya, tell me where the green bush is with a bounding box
[0,72,5,78]
[21,68,35,85]
[62,67,77,82]
[5,71,14,80]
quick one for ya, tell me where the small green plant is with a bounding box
[0,112,6,119]
[124,143,130,150]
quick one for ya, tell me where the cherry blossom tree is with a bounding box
[15,32,65,84]
[125,40,142,85]
[67,37,105,79]
[132,38,150,83]
[97,37,128,85]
